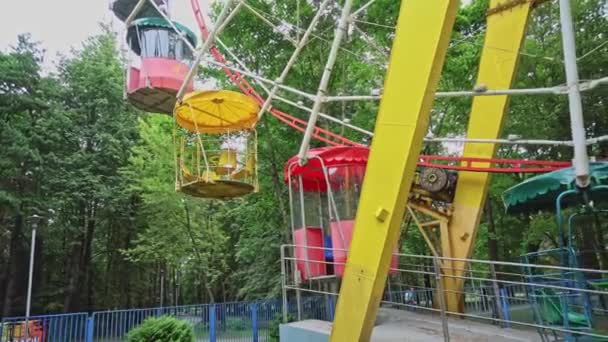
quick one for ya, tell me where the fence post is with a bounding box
[296,289,302,320]
[252,303,259,342]
[85,315,95,342]
[499,288,511,328]
[209,305,216,342]
[327,295,335,321]
[280,245,288,323]
[433,257,450,342]
[489,263,505,327]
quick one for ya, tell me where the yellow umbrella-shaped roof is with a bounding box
[175,90,260,134]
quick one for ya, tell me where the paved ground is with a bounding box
[282,308,540,341]
[373,308,538,341]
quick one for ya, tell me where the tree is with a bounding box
[0,34,60,316]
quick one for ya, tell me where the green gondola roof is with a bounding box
[502,162,608,214]
[111,0,164,22]
[127,17,198,55]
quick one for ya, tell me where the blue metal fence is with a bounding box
[1,312,88,342]
[0,297,328,342]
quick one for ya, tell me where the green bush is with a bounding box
[268,314,296,342]
[127,316,195,342]
[225,317,250,331]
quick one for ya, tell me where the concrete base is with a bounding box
[280,308,539,342]
[280,320,332,342]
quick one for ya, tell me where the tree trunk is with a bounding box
[122,225,133,309]
[183,201,215,303]
[521,215,541,254]
[63,240,82,312]
[593,212,608,270]
[103,227,113,308]
[71,203,97,312]
[2,213,26,317]
[222,281,227,303]
[81,205,96,311]
[63,202,87,312]
[578,214,601,278]
[0,208,8,310]
[264,131,290,236]
[485,198,500,280]
[32,232,44,315]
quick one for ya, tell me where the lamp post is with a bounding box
[25,214,42,340]
[160,269,165,308]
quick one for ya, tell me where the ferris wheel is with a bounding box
[108,0,602,197]
[109,1,608,340]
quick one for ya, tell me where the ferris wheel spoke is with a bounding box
[125,0,149,27]
[297,0,355,162]
[177,0,243,101]
[257,0,334,120]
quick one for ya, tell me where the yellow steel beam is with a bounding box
[408,202,451,222]
[442,0,535,313]
[408,207,442,260]
[329,1,459,341]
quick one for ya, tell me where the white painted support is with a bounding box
[297,0,355,163]
[273,95,374,136]
[125,0,147,27]
[213,39,374,136]
[257,0,333,119]
[152,0,607,155]
[425,135,608,147]
[164,15,607,151]
[176,0,241,102]
[242,2,298,46]
[203,50,317,100]
[322,76,608,102]
[265,94,608,148]
[559,0,590,187]
[351,0,378,18]
[351,24,389,59]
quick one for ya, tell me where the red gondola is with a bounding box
[125,17,197,114]
[285,147,398,281]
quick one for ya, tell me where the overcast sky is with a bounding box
[0,0,212,70]
[0,0,473,71]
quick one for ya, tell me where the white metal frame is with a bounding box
[118,0,608,181]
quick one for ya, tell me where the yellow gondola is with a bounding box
[174,90,260,199]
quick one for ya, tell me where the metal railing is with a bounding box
[3,247,606,341]
[0,312,88,342]
[0,297,330,342]
[281,244,608,341]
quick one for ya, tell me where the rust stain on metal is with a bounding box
[487,0,548,17]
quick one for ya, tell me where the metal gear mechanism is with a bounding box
[418,167,449,193]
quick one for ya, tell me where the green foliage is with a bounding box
[225,317,250,332]
[268,313,296,342]
[0,29,146,315]
[126,316,195,342]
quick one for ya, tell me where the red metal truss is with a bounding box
[418,155,572,173]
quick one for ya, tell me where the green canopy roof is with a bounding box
[502,162,608,214]
[127,17,198,55]
[111,0,164,22]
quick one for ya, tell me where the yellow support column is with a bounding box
[442,0,535,313]
[330,1,459,341]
